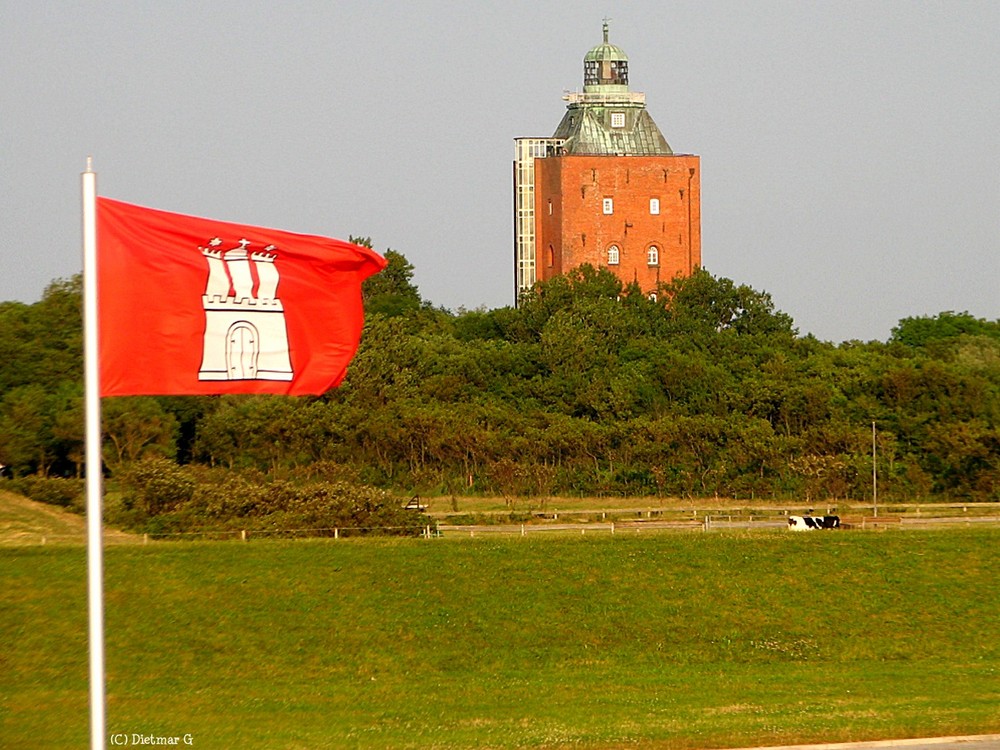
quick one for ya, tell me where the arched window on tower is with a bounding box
[607,245,620,265]
[647,245,659,266]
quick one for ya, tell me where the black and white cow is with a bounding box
[787,515,840,531]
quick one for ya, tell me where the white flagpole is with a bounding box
[81,157,106,750]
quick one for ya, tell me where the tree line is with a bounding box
[1,248,998,533]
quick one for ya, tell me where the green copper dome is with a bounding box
[583,22,628,91]
[584,22,629,63]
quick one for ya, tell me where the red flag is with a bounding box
[97,198,386,397]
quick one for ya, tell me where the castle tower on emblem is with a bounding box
[198,238,294,382]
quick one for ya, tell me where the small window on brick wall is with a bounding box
[649,198,660,215]
[647,246,659,266]
[607,245,620,265]
[602,197,614,215]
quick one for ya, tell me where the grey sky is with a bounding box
[3,0,998,343]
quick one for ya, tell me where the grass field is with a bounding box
[2,513,999,748]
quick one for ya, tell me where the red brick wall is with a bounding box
[535,154,701,294]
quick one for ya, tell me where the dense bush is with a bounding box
[6,476,85,512]
[119,457,196,516]
[108,459,426,538]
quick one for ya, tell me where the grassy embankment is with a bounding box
[3,522,999,750]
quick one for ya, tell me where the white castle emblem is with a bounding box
[198,238,293,382]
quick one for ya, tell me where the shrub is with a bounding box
[9,476,85,512]
[117,465,430,538]
[118,458,196,516]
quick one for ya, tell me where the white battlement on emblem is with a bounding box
[202,295,284,311]
[200,247,224,259]
[251,250,277,263]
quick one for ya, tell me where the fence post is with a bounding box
[611,522,615,535]
[334,528,339,540]
[143,533,148,545]
[241,529,247,542]
[521,524,525,537]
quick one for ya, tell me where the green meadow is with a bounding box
[3,529,999,749]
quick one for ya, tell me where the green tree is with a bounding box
[191,396,316,471]
[50,383,85,477]
[659,268,795,339]
[0,277,83,393]
[0,385,53,475]
[353,238,421,316]
[891,311,1000,348]
[102,397,179,470]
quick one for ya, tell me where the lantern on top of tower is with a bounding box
[584,21,629,90]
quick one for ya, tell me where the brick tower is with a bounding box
[514,22,700,301]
